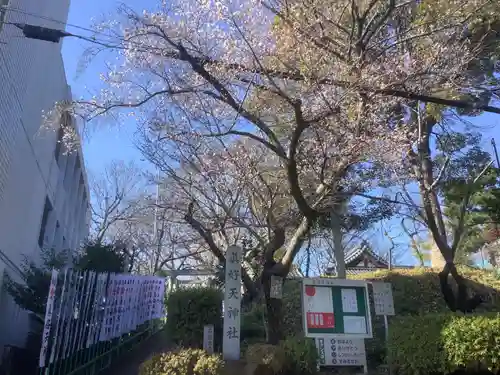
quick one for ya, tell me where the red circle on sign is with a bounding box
[305,286,316,296]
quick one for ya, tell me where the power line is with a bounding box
[2,7,163,53]
[4,8,500,116]
[1,5,119,40]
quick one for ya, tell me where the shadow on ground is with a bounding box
[102,331,171,375]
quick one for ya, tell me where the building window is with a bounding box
[38,197,53,248]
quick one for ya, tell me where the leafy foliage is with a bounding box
[4,248,70,320]
[76,242,126,273]
[352,267,500,367]
[139,349,224,375]
[245,343,287,374]
[279,336,318,375]
[5,242,127,321]
[436,131,500,263]
[241,303,266,348]
[281,280,303,338]
[165,287,223,348]
[350,267,500,314]
[388,313,500,375]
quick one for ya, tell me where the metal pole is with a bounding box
[384,315,391,375]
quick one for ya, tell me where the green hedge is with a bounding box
[388,313,500,375]
[166,287,223,349]
[139,348,223,375]
[280,336,318,375]
[243,268,500,369]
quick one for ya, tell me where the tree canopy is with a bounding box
[41,0,500,336]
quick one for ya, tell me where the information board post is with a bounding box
[302,278,372,371]
[372,282,396,375]
[223,245,242,361]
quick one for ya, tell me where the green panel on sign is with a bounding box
[332,286,344,333]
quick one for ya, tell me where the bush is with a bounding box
[166,287,223,348]
[279,336,318,375]
[349,267,500,314]
[351,267,500,368]
[240,303,267,355]
[388,313,500,375]
[139,348,224,375]
[282,280,303,337]
[245,343,286,374]
[241,303,266,342]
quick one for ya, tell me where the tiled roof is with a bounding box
[345,266,414,275]
[344,246,388,266]
[324,265,415,276]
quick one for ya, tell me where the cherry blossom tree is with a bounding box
[89,160,146,244]
[43,0,500,328]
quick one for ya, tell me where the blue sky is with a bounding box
[61,0,155,176]
[60,0,500,267]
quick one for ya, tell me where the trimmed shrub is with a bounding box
[240,303,266,355]
[139,348,224,375]
[245,343,287,374]
[351,267,500,368]
[241,303,266,342]
[166,287,223,348]
[349,267,500,314]
[279,336,318,375]
[388,313,500,375]
[282,280,303,337]
[281,267,500,341]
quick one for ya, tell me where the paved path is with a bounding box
[102,331,171,375]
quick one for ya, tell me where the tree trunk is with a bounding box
[439,262,483,313]
[262,264,283,345]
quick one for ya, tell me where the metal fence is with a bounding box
[38,270,166,375]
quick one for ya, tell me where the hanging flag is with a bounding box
[112,274,124,339]
[92,273,105,345]
[63,270,82,359]
[60,271,77,359]
[131,276,140,330]
[100,273,116,342]
[69,271,89,357]
[77,271,95,350]
[39,269,59,368]
[86,272,98,348]
[122,275,133,335]
[49,269,68,364]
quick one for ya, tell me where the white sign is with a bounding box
[341,288,358,313]
[39,270,59,368]
[270,276,283,299]
[343,316,367,334]
[316,337,367,367]
[372,282,395,316]
[203,325,215,354]
[223,245,242,360]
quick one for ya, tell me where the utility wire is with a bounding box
[1,5,118,40]
[3,5,500,116]
[2,7,165,54]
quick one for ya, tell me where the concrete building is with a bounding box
[0,0,89,353]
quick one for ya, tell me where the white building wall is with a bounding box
[0,0,89,351]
